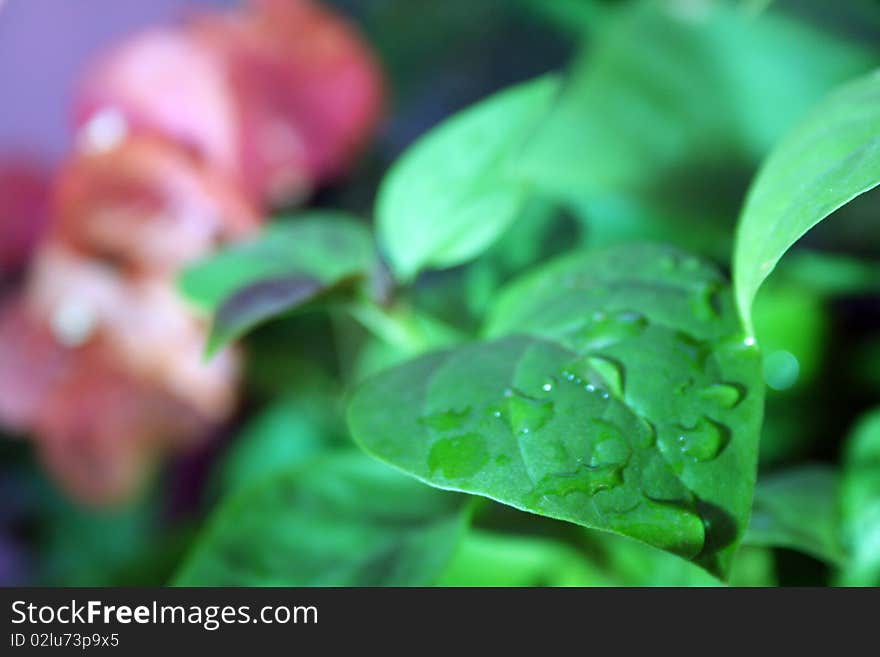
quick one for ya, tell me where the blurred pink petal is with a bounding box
[0,161,51,274]
[75,0,384,208]
[195,0,385,204]
[35,347,206,505]
[26,244,240,421]
[0,300,70,431]
[50,137,259,276]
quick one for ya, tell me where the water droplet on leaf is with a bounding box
[419,407,471,431]
[698,383,745,409]
[428,433,489,479]
[676,417,729,462]
[571,310,647,350]
[505,391,554,435]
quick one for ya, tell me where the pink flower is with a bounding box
[34,340,208,505]
[75,0,384,208]
[0,161,50,274]
[51,136,258,276]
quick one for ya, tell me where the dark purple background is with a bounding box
[0,0,235,164]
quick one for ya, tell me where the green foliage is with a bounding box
[745,465,845,566]
[209,394,345,498]
[148,1,880,588]
[839,409,880,586]
[179,212,376,353]
[174,452,467,586]
[377,75,561,281]
[734,71,880,328]
[349,244,763,577]
[437,530,614,586]
[516,1,874,201]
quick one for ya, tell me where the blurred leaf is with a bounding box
[515,1,874,261]
[516,0,608,36]
[772,250,880,297]
[178,212,376,353]
[174,452,467,586]
[437,529,614,586]
[745,465,845,565]
[838,409,880,585]
[591,531,776,587]
[377,75,560,281]
[517,1,874,201]
[210,395,344,498]
[753,282,828,391]
[349,244,763,578]
[36,490,162,586]
[734,71,880,328]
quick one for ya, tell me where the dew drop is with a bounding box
[561,355,624,398]
[676,416,729,462]
[527,463,624,504]
[698,383,745,409]
[505,391,554,435]
[605,499,705,559]
[418,407,471,431]
[691,282,722,321]
[588,419,631,468]
[571,310,647,350]
[587,356,624,396]
[763,350,799,391]
[428,433,489,479]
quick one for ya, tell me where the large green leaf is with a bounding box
[516,1,874,202]
[838,409,880,586]
[745,465,845,565]
[178,212,375,353]
[733,71,880,328]
[377,75,561,281]
[174,452,466,586]
[349,244,763,577]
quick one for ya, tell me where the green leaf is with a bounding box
[517,2,874,203]
[348,244,763,577]
[773,250,880,297]
[377,75,561,281]
[437,530,614,587]
[744,465,845,565]
[590,531,776,587]
[838,409,880,586]
[209,394,343,498]
[178,212,376,353]
[733,71,880,329]
[174,452,467,586]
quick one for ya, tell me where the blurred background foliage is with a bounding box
[2,0,880,586]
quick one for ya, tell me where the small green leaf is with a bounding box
[745,465,845,566]
[377,75,561,281]
[348,244,763,577]
[178,212,375,353]
[839,409,880,586]
[734,71,880,328]
[174,452,467,586]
